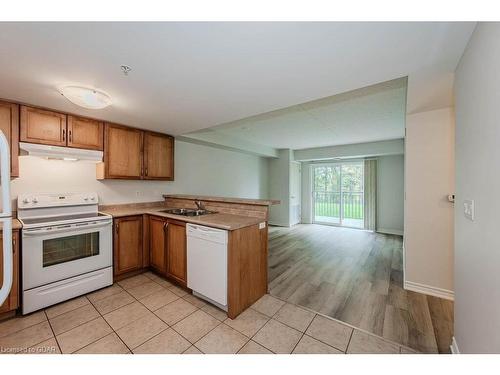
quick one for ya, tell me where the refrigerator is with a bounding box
[0,130,12,305]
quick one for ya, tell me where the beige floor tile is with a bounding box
[127,281,163,300]
[133,328,191,354]
[103,301,150,330]
[22,337,61,354]
[76,333,130,354]
[92,291,135,315]
[87,284,123,303]
[153,278,174,289]
[154,298,198,325]
[140,289,179,311]
[183,294,209,308]
[0,321,53,353]
[201,304,228,321]
[183,345,203,354]
[253,319,302,354]
[169,285,189,297]
[49,304,100,335]
[142,271,159,281]
[401,346,420,354]
[305,315,353,352]
[195,324,248,354]
[116,312,168,349]
[117,274,151,290]
[0,311,47,338]
[274,303,315,332]
[238,340,273,354]
[347,330,400,354]
[173,310,220,343]
[45,296,90,319]
[224,308,269,337]
[56,317,112,353]
[251,294,285,317]
[292,335,343,354]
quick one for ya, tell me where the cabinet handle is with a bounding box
[62,129,66,142]
[145,167,148,176]
[115,223,119,234]
[163,222,168,231]
[69,130,72,143]
[12,238,16,254]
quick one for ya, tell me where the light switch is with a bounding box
[463,199,474,221]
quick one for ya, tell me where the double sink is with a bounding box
[160,208,217,217]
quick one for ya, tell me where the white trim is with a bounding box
[450,336,460,354]
[404,280,454,300]
[268,221,291,227]
[376,228,404,236]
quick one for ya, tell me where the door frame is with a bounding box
[310,160,364,229]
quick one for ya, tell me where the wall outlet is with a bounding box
[135,191,143,197]
[463,199,474,221]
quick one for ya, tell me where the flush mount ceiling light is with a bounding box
[60,86,112,109]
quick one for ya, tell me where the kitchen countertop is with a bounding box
[0,219,23,232]
[163,194,280,206]
[100,205,266,231]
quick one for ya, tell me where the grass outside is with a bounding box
[314,202,363,219]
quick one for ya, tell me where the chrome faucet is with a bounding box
[195,200,205,210]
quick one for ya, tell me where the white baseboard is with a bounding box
[450,336,460,354]
[404,280,454,301]
[268,221,290,227]
[377,228,404,236]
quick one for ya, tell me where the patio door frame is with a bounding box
[311,160,364,229]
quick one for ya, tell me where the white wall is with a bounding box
[268,149,292,226]
[11,140,269,205]
[454,23,500,353]
[404,107,455,299]
[377,155,404,235]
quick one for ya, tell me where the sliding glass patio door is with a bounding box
[312,162,364,228]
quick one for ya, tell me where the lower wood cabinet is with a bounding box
[0,231,19,314]
[165,220,187,286]
[148,215,187,286]
[113,215,143,276]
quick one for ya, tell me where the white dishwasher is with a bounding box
[187,223,228,310]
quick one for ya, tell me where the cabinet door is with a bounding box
[166,220,187,285]
[0,101,19,177]
[104,123,143,179]
[67,115,104,150]
[113,216,143,276]
[20,105,67,146]
[0,231,19,313]
[149,216,167,275]
[144,132,174,180]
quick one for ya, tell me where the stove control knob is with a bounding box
[84,197,89,201]
[90,196,96,201]
[22,198,31,204]
[32,198,38,204]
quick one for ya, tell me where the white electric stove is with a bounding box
[18,192,113,314]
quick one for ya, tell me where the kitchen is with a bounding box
[0,96,283,348]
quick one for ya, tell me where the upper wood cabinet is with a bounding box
[0,231,19,314]
[113,215,143,276]
[20,105,104,151]
[144,132,174,180]
[166,220,187,286]
[99,123,143,179]
[67,115,104,150]
[97,123,174,181]
[0,101,19,177]
[20,106,67,146]
[149,215,168,275]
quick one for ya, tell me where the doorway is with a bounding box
[312,162,364,228]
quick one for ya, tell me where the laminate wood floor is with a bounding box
[268,224,454,353]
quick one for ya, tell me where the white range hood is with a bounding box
[20,142,103,162]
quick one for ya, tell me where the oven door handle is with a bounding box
[23,221,112,237]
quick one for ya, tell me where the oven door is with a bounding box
[22,220,112,290]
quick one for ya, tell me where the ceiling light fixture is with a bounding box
[60,86,112,109]
[120,65,132,76]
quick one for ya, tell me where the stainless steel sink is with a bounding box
[160,208,217,217]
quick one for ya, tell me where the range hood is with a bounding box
[20,142,103,162]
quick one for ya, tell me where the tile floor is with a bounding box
[0,272,419,354]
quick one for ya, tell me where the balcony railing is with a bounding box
[313,191,364,220]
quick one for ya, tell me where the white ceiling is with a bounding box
[192,78,407,150]
[0,22,474,138]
